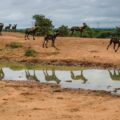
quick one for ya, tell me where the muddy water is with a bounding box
[1,68,120,95]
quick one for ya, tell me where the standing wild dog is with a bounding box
[5,24,11,31]
[70,23,87,37]
[0,23,4,35]
[43,32,60,48]
[25,26,39,40]
[107,37,120,52]
[12,24,17,31]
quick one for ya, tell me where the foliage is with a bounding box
[82,27,97,38]
[57,25,69,36]
[5,13,118,38]
[96,30,113,38]
[25,48,37,57]
[33,14,54,36]
[69,24,96,37]
[15,29,25,33]
[0,61,86,70]
[113,27,120,37]
[6,42,22,48]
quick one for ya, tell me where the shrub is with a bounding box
[25,48,36,57]
[33,14,54,36]
[96,31,113,38]
[82,28,97,38]
[58,25,69,37]
[6,42,22,48]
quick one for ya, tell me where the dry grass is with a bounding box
[0,32,120,67]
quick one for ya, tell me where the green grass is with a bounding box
[6,42,22,49]
[25,48,37,57]
[0,60,86,71]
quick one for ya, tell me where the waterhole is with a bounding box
[0,67,120,95]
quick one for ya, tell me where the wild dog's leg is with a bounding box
[114,43,116,51]
[45,40,48,48]
[25,34,27,40]
[51,38,56,47]
[27,33,30,40]
[43,37,48,48]
[51,39,54,47]
[33,33,35,40]
[43,39,45,48]
[53,39,55,47]
[107,39,112,50]
[33,36,35,40]
[115,43,120,52]
[43,41,45,48]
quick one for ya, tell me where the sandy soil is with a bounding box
[0,33,120,120]
[0,81,120,120]
[0,32,120,68]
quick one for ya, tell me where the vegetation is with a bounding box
[25,48,37,57]
[95,29,113,38]
[6,42,22,49]
[3,14,120,38]
[15,29,25,33]
[70,28,117,38]
[57,25,69,37]
[114,27,120,37]
[0,61,86,70]
[33,14,54,36]
[82,27,97,38]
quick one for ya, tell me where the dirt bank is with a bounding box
[0,32,120,120]
[0,32,120,68]
[0,81,120,120]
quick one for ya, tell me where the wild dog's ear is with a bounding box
[83,23,87,26]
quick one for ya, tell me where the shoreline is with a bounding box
[0,32,120,70]
[1,80,120,97]
[0,59,120,70]
[0,79,120,120]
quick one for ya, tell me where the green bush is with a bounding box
[82,28,97,38]
[33,14,54,36]
[96,31,113,38]
[6,42,22,48]
[25,48,36,57]
[58,25,69,37]
[113,27,120,37]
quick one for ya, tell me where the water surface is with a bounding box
[1,67,120,95]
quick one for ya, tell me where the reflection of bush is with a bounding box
[0,68,4,80]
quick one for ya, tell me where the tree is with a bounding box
[82,27,97,38]
[114,26,120,37]
[58,25,69,37]
[33,14,54,36]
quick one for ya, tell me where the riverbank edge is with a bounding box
[0,59,119,70]
[0,80,120,97]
